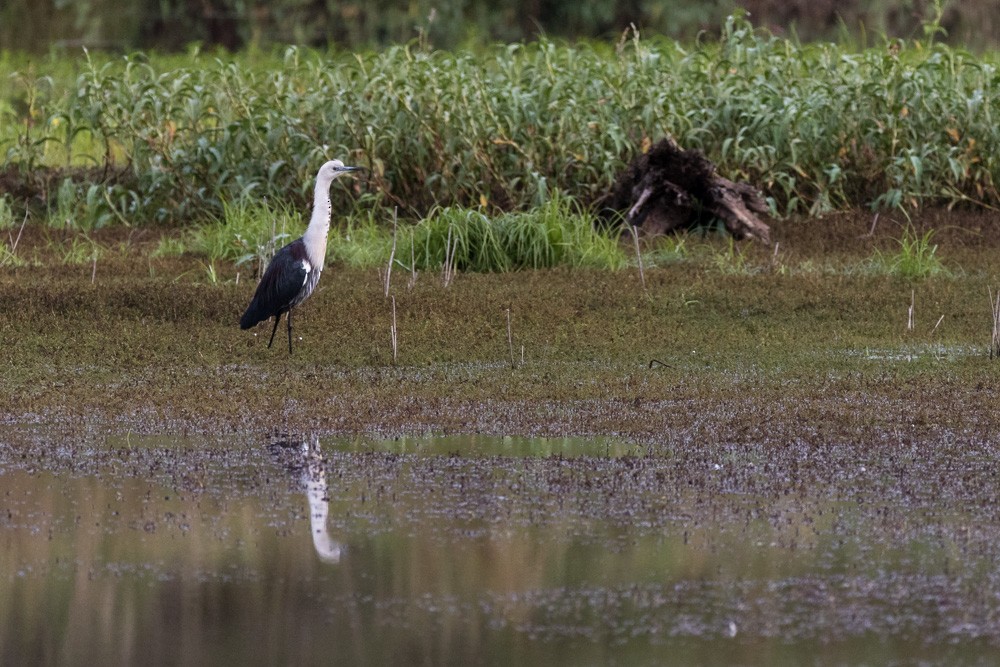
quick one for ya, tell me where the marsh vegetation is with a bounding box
[2,15,999,235]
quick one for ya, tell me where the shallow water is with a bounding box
[844,343,981,362]
[329,434,643,458]
[2,432,1000,665]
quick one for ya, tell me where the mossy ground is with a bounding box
[2,210,998,446]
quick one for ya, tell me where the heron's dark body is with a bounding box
[240,238,322,339]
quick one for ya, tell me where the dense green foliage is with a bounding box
[2,17,999,231]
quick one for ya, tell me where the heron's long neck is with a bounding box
[302,180,333,269]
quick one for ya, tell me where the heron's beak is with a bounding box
[339,166,363,173]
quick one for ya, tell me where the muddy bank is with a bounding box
[1,210,999,443]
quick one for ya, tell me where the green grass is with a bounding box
[869,227,946,278]
[56,234,103,265]
[178,194,627,273]
[641,236,689,267]
[188,198,299,276]
[0,195,17,230]
[7,209,967,281]
[710,237,757,276]
[329,212,395,268]
[150,236,187,259]
[391,196,626,272]
[2,17,1000,227]
[0,240,25,267]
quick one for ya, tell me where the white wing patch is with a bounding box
[301,260,311,287]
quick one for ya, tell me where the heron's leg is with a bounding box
[267,313,282,348]
[286,308,294,355]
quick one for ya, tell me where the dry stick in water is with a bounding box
[263,216,276,280]
[861,212,880,238]
[407,241,417,290]
[506,307,516,369]
[449,234,457,285]
[990,287,1000,359]
[8,211,27,255]
[907,290,915,331]
[384,207,397,297]
[442,227,455,288]
[390,295,398,363]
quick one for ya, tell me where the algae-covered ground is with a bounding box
[2,210,998,445]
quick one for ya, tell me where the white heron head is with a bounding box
[318,159,361,183]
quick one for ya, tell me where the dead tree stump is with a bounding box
[600,137,771,244]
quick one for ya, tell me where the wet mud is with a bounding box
[2,211,999,441]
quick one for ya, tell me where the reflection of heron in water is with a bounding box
[268,435,343,564]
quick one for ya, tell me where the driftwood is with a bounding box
[600,137,771,244]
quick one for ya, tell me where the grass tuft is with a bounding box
[328,212,395,268]
[189,199,298,277]
[151,236,188,259]
[870,227,945,279]
[399,195,626,272]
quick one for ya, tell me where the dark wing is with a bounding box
[239,242,309,329]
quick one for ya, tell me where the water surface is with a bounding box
[2,431,999,665]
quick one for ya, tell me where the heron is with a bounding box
[240,159,360,354]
